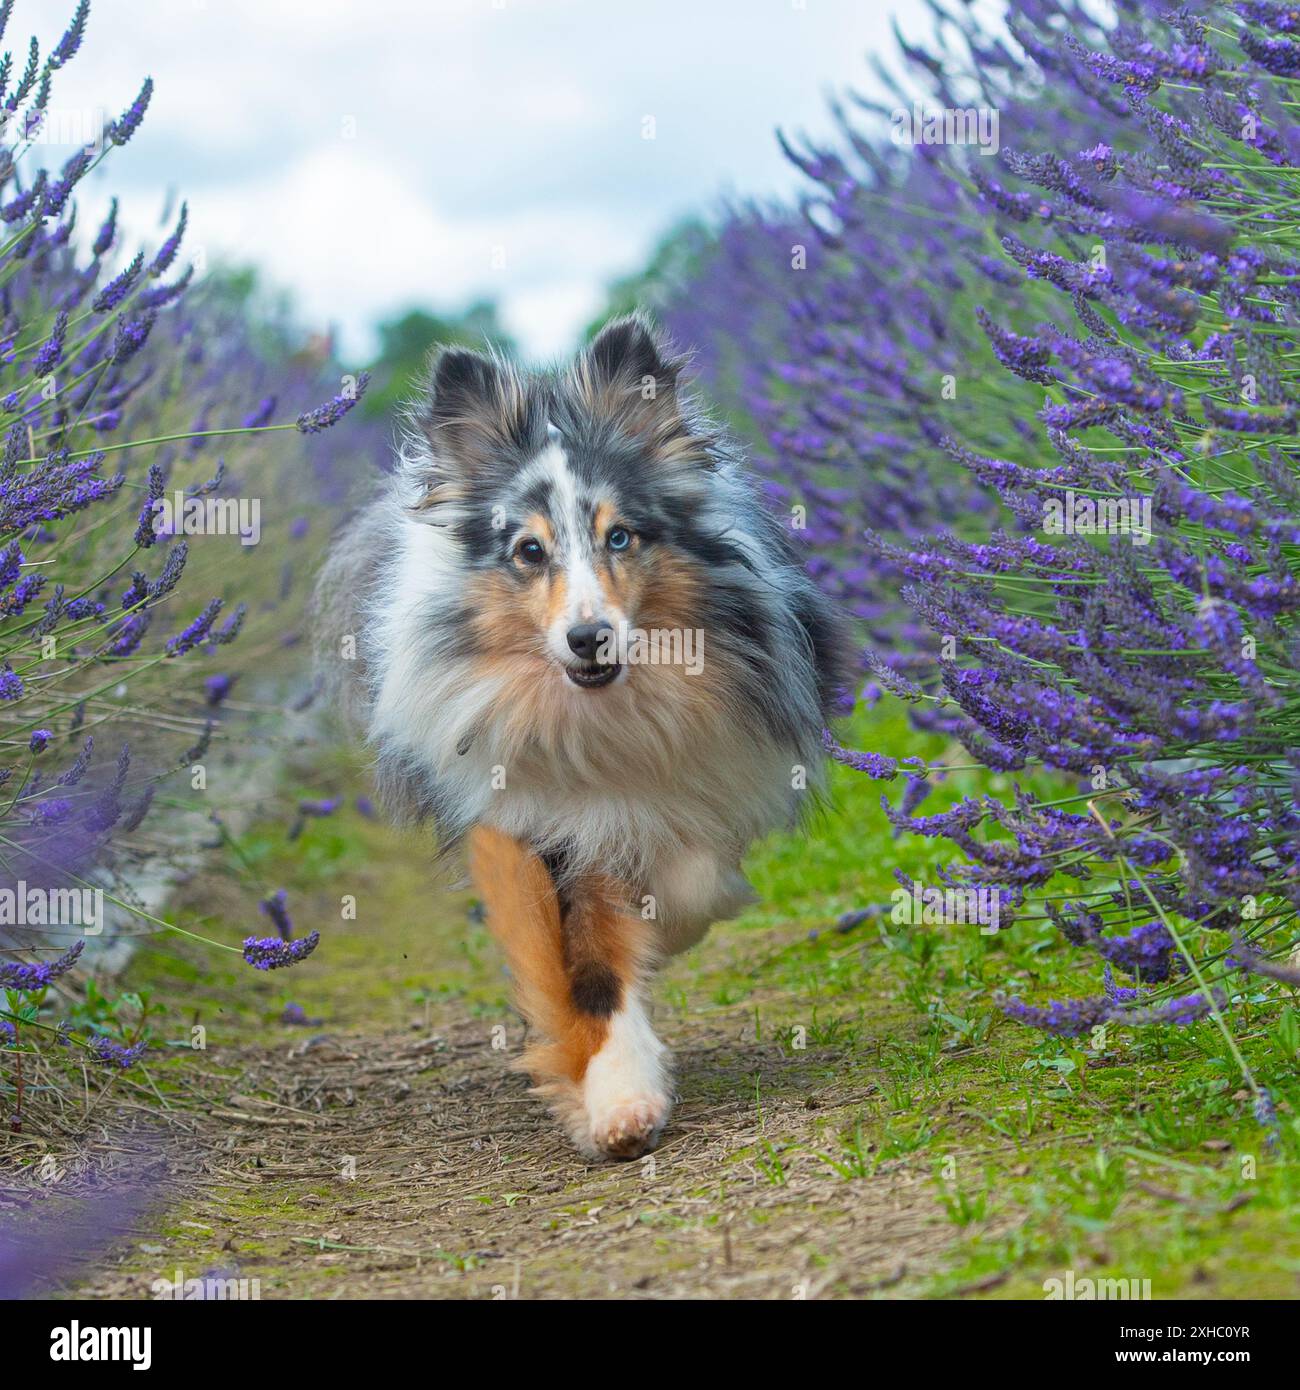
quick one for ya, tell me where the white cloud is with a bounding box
[30,0,936,359]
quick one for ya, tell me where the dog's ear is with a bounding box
[572,315,712,466]
[428,346,503,427]
[586,315,679,394]
[409,346,539,504]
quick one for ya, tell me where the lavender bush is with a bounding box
[0,1,371,1120]
[661,0,1300,1098]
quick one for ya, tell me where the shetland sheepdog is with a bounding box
[318,315,847,1160]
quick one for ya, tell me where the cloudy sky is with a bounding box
[31,0,933,361]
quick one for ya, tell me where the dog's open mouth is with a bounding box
[565,662,621,690]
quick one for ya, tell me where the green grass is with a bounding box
[675,702,1300,1297]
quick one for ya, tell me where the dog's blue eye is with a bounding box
[516,538,546,565]
[607,527,632,552]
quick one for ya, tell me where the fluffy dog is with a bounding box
[318,315,846,1159]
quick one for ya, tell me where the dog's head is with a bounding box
[406,315,724,702]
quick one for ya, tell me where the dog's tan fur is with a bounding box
[467,826,660,1157]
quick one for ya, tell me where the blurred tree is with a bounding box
[362,301,516,419]
[195,264,300,360]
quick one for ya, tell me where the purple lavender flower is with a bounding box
[821,729,897,780]
[133,462,165,548]
[1253,1087,1279,1145]
[92,197,118,256]
[208,602,246,647]
[150,204,188,277]
[0,1169,158,1298]
[654,2,1300,1042]
[4,36,37,114]
[106,610,150,657]
[92,252,144,313]
[898,776,932,819]
[44,148,91,217]
[57,736,93,786]
[31,797,73,825]
[165,597,222,656]
[110,310,156,366]
[296,371,371,433]
[242,395,277,428]
[108,76,152,145]
[1228,940,1300,985]
[32,311,69,376]
[0,940,84,991]
[89,1037,148,1069]
[204,673,236,706]
[242,931,321,971]
[998,993,1110,1038]
[287,795,340,842]
[1102,965,1142,1004]
[48,0,89,69]
[1000,985,1222,1037]
[259,889,293,941]
[147,542,188,600]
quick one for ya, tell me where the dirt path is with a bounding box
[79,1018,959,1300]
[23,811,984,1300]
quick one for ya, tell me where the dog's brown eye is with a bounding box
[515,538,546,565]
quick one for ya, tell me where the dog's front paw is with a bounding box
[579,1005,671,1161]
[585,1091,670,1161]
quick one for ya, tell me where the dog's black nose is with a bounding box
[566,622,613,662]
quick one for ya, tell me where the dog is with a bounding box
[318,315,847,1159]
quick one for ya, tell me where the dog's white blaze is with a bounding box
[522,439,629,664]
[566,555,605,623]
[513,440,564,502]
[582,997,669,1144]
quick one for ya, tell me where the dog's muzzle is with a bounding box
[565,622,620,689]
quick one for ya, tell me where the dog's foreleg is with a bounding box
[560,871,668,1160]
[467,826,668,1160]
